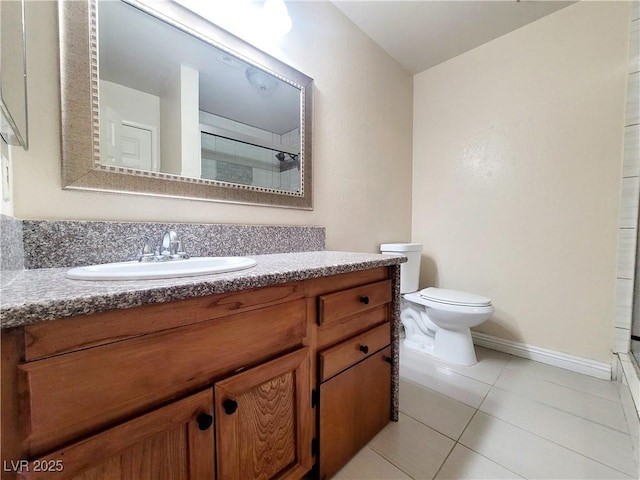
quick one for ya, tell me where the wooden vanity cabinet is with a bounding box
[1,267,396,480]
[316,280,394,480]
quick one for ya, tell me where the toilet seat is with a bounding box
[419,287,492,307]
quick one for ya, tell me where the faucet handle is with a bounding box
[177,233,197,258]
[175,239,190,259]
[127,235,156,262]
[142,237,156,256]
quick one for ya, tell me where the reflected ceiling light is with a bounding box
[173,0,292,43]
[245,67,278,94]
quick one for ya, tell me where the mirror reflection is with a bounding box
[0,0,28,148]
[98,0,302,193]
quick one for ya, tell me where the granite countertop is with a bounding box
[0,251,405,329]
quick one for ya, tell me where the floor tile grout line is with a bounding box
[400,368,630,435]
[499,362,631,425]
[486,383,634,436]
[400,348,512,387]
[470,410,637,478]
[490,353,513,386]
[364,446,420,480]
[398,346,635,478]
[429,440,457,480]
[430,408,483,479]
[398,399,634,480]
[449,441,527,480]
[398,366,497,443]
[397,408,462,444]
[502,363,624,404]
[433,384,526,480]
[398,374,488,410]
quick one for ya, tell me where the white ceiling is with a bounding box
[332,1,576,75]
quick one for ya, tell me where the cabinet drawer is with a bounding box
[20,299,307,456]
[24,282,304,360]
[318,280,392,327]
[319,322,390,382]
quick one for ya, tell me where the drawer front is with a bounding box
[304,267,389,298]
[316,304,388,351]
[318,279,392,327]
[319,322,390,382]
[24,282,304,361]
[20,299,307,456]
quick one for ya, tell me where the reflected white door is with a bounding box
[121,123,153,171]
[100,107,157,172]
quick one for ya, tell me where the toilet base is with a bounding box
[403,335,433,353]
[403,327,478,366]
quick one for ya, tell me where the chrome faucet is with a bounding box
[137,230,190,262]
[160,230,179,257]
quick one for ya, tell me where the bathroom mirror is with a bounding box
[59,0,313,209]
[0,0,29,149]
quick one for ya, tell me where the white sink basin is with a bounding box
[66,256,257,281]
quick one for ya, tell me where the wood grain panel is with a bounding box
[215,348,312,479]
[18,389,214,480]
[21,300,306,455]
[240,373,296,478]
[319,347,392,480]
[319,323,390,382]
[24,282,304,360]
[72,426,189,480]
[318,280,392,327]
[1,328,27,480]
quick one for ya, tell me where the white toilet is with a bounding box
[380,243,494,366]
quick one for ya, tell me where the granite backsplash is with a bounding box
[6,219,324,269]
[0,214,24,276]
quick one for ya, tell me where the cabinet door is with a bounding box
[319,346,392,480]
[18,389,214,480]
[215,348,312,480]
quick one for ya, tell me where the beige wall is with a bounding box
[412,1,630,363]
[10,1,413,253]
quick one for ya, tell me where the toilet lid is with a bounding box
[419,287,492,307]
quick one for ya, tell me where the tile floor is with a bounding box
[334,344,640,480]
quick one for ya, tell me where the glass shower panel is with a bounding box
[200,131,300,192]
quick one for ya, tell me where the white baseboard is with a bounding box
[472,331,612,380]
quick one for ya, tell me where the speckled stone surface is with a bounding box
[22,221,325,269]
[0,215,24,286]
[389,264,401,422]
[0,251,405,329]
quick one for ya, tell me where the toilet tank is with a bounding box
[380,243,423,294]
